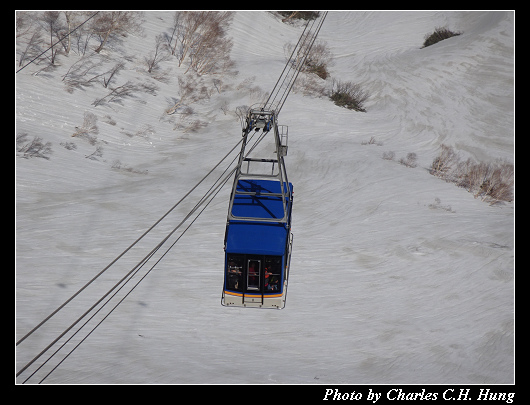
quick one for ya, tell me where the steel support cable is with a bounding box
[40,172,233,384]
[18,12,324,381]
[264,15,316,108]
[17,126,255,379]
[275,12,328,115]
[23,165,238,383]
[16,136,244,348]
[17,158,240,381]
[18,127,263,380]
[22,243,161,383]
[264,13,326,113]
[263,20,311,109]
[22,101,276,383]
[274,12,327,114]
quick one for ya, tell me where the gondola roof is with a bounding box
[225,179,292,256]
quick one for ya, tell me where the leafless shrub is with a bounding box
[422,27,462,48]
[103,62,124,88]
[93,81,157,107]
[16,13,43,68]
[236,76,255,91]
[16,133,52,159]
[60,141,77,150]
[463,161,514,203]
[144,34,171,74]
[176,119,208,133]
[486,163,514,203]
[102,115,116,126]
[150,67,172,84]
[85,145,104,160]
[291,74,327,98]
[248,86,269,105]
[39,11,62,65]
[121,124,155,139]
[430,144,458,178]
[16,11,33,38]
[284,34,333,79]
[220,100,230,115]
[428,197,455,213]
[112,160,148,175]
[62,56,124,92]
[361,136,383,146]
[72,112,99,144]
[212,78,223,93]
[235,105,249,126]
[382,151,395,161]
[329,79,369,112]
[399,152,417,168]
[166,74,210,115]
[70,12,98,55]
[430,144,514,204]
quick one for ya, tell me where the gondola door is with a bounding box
[243,258,263,306]
[247,259,261,291]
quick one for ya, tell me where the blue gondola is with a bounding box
[222,108,293,309]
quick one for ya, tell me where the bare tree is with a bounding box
[17,28,42,68]
[186,12,234,75]
[168,11,234,75]
[166,74,210,115]
[61,11,77,55]
[430,144,458,178]
[70,12,97,56]
[103,62,124,88]
[16,12,40,67]
[92,11,143,53]
[40,11,62,65]
[172,11,205,66]
[16,11,33,38]
[145,34,170,73]
[165,12,182,56]
[62,55,106,91]
[93,81,136,107]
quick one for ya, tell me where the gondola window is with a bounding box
[227,255,244,291]
[264,257,282,291]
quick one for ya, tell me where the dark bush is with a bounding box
[422,27,462,48]
[16,133,52,159]
[278,11,320,22]
[329,79,369,112]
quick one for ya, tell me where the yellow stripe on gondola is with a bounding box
[223,290,283,298]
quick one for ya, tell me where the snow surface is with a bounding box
[16,11,514,384]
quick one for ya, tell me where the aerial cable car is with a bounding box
[222,106,293,309]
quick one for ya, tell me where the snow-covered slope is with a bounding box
[16,11,514,384]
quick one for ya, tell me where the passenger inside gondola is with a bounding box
[264,268,279,291]
[228,261,242,290]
